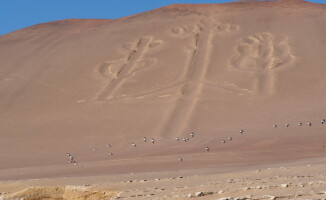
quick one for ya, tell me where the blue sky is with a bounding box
[0,0,325,36]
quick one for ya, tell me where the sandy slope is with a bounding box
[1,0,326,181]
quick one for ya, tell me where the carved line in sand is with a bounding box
[95,24,203,101]
[95,22,242,102]
[95,37,163,101]
[156,20,241,138]
[231,32,294,95]
[169,21,242,96]
[148,22,244,99]
[98,24,203,101]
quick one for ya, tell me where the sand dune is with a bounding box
[1,0,326,183]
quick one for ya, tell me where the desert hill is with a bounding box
[1,0,326,180]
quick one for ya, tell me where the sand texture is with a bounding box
[1,0,326,191]
[1,157,326,199]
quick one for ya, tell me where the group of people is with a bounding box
[66,153,80,167]
[66,118,326,165]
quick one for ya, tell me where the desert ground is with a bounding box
[1,0,326,199]
[1,157,326,199]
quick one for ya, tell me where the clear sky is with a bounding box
[0,0,325,36]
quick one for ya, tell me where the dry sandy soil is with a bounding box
[1,157,326,199]
[1,0,326,199]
